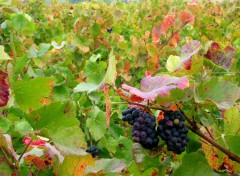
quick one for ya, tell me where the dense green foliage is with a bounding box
[0,0,239,175]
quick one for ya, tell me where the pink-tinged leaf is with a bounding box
[22,137,46,147]
[179,10,195,23]
[122,75,189,101]
[175,40,201,70]
[0,70,10,107]
[104,86,111,128]
[204,42,235,70]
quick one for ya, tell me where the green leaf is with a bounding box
[12,77,55,112]
[166,55,180,72]
[56,155,95,176]
[92,23,101,37]
[194,77,240,109]
[223,135,240,156]
[73,82,103,93]
[0,117,11,133]
[217,135,240,156]
[186,139,202,153]
[224,106,240,135]
[114,136,133,165]
[26,102,87,155]
[104,50,117,85]
[172,152,215,176]
[86,106,107,141]
[14,56,29,73]
[85,158,126,174]
[11,13,35,35]
[0,45,12,60]
[37,43,51,57]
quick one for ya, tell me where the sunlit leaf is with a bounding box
[166,55,180,72]
[104,50,117,86]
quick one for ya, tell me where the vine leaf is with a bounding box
[0,70,10,107]
[175,40,201,70]
[56,155,95,176]
[179,11,195,24]
[152,16,175,44]
[122,75,189,101]
[104,50,117,86]
[172,152,215,176]
[204,42,235,70]
[26,102,87,155]
[86,106,107,141]
[85,158,126,174]
[12,77,55,112]
[194,77,240,110]
[223,106,240,135]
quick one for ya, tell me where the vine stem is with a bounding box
[186,124,240,163]
[18,138,33,163]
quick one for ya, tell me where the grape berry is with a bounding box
[122,107,159,149]
[86,145,101,158]
[157,110,189,154]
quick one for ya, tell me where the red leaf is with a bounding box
[22,137,46,147]
[130,94,144,103]
[0,70,10,107]
[122,75,189,101]
[160,16,175,35]
[157,111,164,123]
[152,16,175,44]
[104,86,111,128]
[179,11,195,23]
[33,157,46,171]
[169,32,179,47]
[204,42,235,70]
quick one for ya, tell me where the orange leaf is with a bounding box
[104,86,111,128]
[169,32,179,48]
[33,157,46,171]
[157,111,164,122]
[179,10,195,24]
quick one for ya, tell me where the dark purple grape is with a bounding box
[137,117,144,124]
[134,122,140,129]
[133,137,140,143]
[157,110,189,154]
[140,131,147,138]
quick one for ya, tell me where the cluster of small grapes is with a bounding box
[157,110,189,154]
[86,145,101,158]
[122,107,159,149]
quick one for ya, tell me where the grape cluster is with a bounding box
[122,107,159,149]
[86,145,101,158]
[157,110,189,154]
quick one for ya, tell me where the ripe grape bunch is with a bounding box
[157,110,189,154]
[122,107,159,149]
[86,145,101,158]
